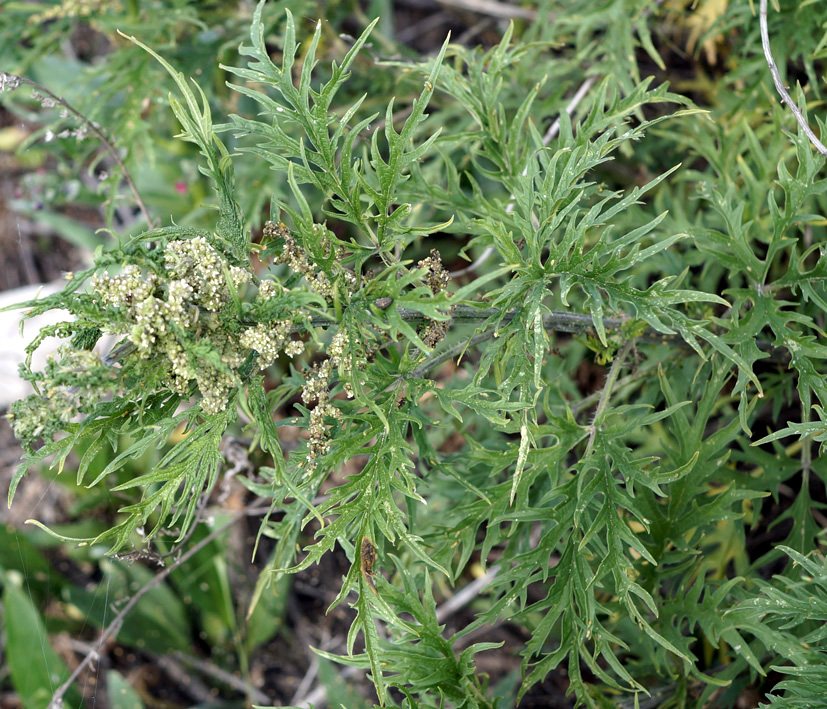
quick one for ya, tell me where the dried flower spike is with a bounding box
[360,536,377,593]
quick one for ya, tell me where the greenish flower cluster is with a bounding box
[265,220,357,301]
[240,278,306,369]
[417,249,451,348]
[260,218,368,471]
[164,236,251,311]
[299,329,351,474]
[89,239,250,415]
[8,346,116,449]
[240,321,304,368]
[7,229,317,450]
[88,236,310,415]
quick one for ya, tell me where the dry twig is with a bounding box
[759,0,827,155]
[436,0,537,21]
[47,505,268,708]
[0,72,156,227]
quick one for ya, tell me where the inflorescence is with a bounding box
[265,220,357,301]
[299,330,353,475]
[87,236,309,415]
[262,220,367,472]
[8,346,116,447]
[9,233,308,448]
[417,249,452,348]
[10,222,448,473]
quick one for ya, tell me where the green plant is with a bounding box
[4,0,827,707]
[0,0,309,248]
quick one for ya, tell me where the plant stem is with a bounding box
[571,354,670,418]
[410,327,497,378]
[10,74,156,228]
[585,339,633,457]
[759,0,827,155]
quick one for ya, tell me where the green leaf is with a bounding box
[106,671,145,709]
[3,580,82,709]
[65,558,191,654]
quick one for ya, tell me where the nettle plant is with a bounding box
[7,1,827,706]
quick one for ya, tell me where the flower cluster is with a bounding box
[240,321,303,368]
[418,249,450,294]
[8,346,116,449]
[0,73,21,93]
[45,125,89,142]
[265,220,357,301]
[417,249,452,348]
[88,237,305,416]
[91,244,249,415]
[240,278,305,368]
[164,236,250,311]
[298,329,354,474]
[10,231,316,441]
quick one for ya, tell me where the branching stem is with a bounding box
[7,73,156,227]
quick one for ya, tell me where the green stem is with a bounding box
[585,340,633,458]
